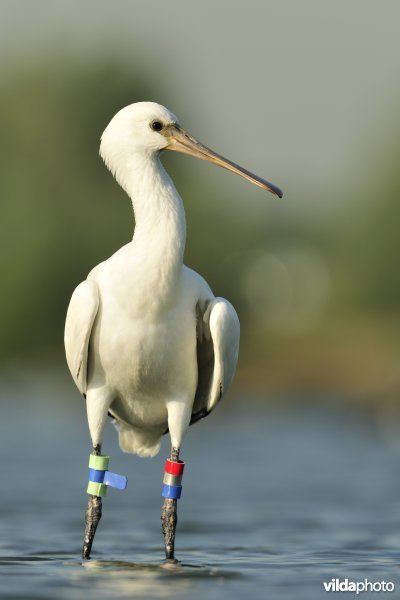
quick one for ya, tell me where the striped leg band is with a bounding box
[87,454,128,497]
[162,459,185,499]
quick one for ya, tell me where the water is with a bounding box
[1,373,400,599]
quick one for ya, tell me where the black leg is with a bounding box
[161,498,178,560]
[161,446,182,562]
[82,444,102,560]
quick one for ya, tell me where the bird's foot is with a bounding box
[161,557,180,571]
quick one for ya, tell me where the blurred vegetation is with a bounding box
[0,60,154,357]
[1,58,400,399]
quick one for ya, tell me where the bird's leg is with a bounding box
[82,443,102,560]
[161,446,185,562]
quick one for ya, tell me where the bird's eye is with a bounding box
[150,120,163,132]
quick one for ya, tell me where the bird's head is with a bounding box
[100,101,282,197]
[100,102,176,172]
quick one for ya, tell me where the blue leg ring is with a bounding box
[162,483,182,499]
[88,468,105,483]
[88,468,127,490]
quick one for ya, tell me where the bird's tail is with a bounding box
[112,420,163,458]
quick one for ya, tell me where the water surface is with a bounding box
[1,375,399,599]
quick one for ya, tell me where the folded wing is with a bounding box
[64,280,99,395]
[191,297,240,425]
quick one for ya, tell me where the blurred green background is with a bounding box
[1,0,400,409]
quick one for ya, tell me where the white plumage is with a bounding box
[65,102,282,561]
[65,102,246,458]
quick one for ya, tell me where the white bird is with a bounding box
[64,101,282,562]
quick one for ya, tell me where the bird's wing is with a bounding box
[64,280,99,395]
[191,297,240,425]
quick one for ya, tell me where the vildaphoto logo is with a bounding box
[323,579,395,594]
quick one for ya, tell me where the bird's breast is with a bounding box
[88,271,199,424]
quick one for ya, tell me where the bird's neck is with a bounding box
[120,152,186,286]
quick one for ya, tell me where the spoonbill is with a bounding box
[64,102,282,561]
